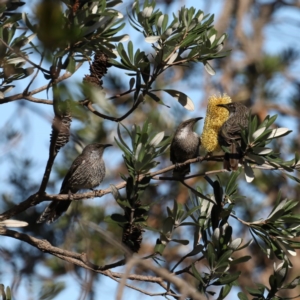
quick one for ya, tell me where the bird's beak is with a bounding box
[104,144,113,148]
[195,117,203,122]
[216,104,227,108]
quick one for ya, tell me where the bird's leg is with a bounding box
[90,188,97,197]
[174,162,180,170]
[197,152,210,162]
[68,190,74,200]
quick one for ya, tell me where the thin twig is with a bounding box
[23,95,53,104]
[107,88,136,100]
[81,96,143,122]
[230,213,251,226]
[180,180,216,203]
[24,55,44,95]
[0,63,83,105]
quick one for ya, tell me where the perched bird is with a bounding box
[37,143,112,224]
[170,117,202,177]
[217,102,250,171]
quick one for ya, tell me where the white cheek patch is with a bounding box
[177,127,189,139]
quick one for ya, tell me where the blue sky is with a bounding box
[1,0,300,299]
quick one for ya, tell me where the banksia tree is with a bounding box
[0,1,300,300]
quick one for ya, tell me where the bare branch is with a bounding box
[118,257,206,300]
[23,95,53,104]
[0,227,124,272]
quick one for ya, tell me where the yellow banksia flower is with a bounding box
[201,94,232,152]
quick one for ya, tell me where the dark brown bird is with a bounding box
[217,102,250,171]
[37,143,112,224]
[170,117,202,177]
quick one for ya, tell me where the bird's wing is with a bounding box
[170,137,176,163]
[60,153,85,193]
[197,136,201,156]
[225,119,248,140]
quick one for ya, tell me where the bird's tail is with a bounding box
[37,197,72,224]
[224,143,242,171]
[173,164,190,177]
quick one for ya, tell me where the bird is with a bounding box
[217,102,250,171]
[170,117,202,177]
[37,143,112,224]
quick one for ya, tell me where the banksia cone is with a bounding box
[83,52,111,88]
[201,94,232,152]
[122,223,144,253]
[50,102,72,155]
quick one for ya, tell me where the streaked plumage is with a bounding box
[217,102,250,171]
[37,143,112,224]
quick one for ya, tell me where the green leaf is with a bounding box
[244,162,254,183]
[237,292,249,300]
[246,153,265,165]
[267,128,292,139]
[216,272,240,285]
[230,255,252,266]
[284,172,300,184]
[149,131,165,146]
[39,282,65,300]
[191,263,203,282]
[182,204,202,222]
[22,12,36,33]
[0,285,5,299]
[117,123,132,151]
[154,242,166,255]
[217,284,232,300]
[157,89,194,110]
[216,250,233,269]
[204,61,215,75]
[162,217,174,235]
[282,276,300,289]
[145,35,160,43]
[110,213,127,223]
[114,137,131,157]
[127,40,134,62]
[5,286,11,300]
[228,238,242,250]
[246,286,264,297]
[207,243,216,268]
[66,56,76,73]
[225,170,241,196]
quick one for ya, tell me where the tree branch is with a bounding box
[0,38,50,74]
[0,63,82,105]
[0,155,220,220]
[80,96,143,122]
[1,155,295,221]
[0,227,189,298]
[117,257,206,300]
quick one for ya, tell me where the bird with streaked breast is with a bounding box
[217,102,250,171]
[170,117,202,177]
[37,143,112,224]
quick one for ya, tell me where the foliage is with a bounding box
[0,0,300,300]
